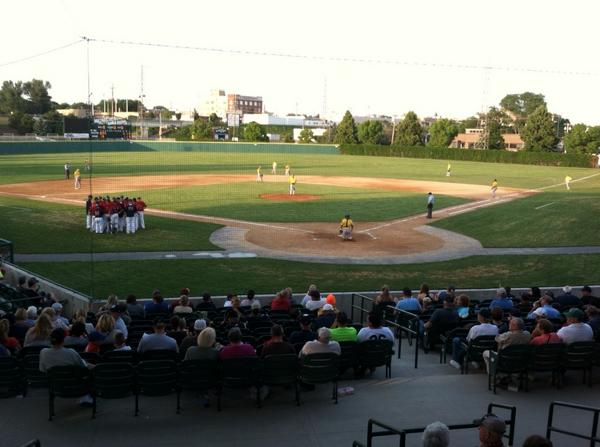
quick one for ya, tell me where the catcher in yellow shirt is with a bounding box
[288,173,297,195]
[339,214,354,240]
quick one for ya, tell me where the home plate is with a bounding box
[228,252,257,258]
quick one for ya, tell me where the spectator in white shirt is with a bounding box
[450,308,498,369]
[300,327,340,357]
[357,312,394,343]
[305,290,325,312]
[300,284,318,307]
[557,308,594,344]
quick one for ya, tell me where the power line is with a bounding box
[85,36,600,77]
[0,39,84,68]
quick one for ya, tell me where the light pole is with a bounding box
[390,115,396,145]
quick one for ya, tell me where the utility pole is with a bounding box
[390,115,396,145]
[139,66,146,139]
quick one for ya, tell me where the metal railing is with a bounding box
[388,306,420,369]
[546,401,600,446]
[0,238,14,263]
[350,293,374,325]
[364,402,516,447]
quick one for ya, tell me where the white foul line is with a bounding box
[535,202,555,210]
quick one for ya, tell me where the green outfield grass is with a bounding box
[20,254,600,299]
[121,182,468,222]
[0,150,595,189]
[0,195,221,253]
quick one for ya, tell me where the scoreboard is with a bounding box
[64,117,132,140]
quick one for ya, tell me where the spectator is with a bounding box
[357,312,394,343]
[518,292,533,313]
[95,314,117,344]
[455,294,471,319]
[113,331,131,351]
[417,283,433,303]
[505,286,516,300]
[180,319,207,355]
[556,285,581,309]
[422,421,450,447]
[271,290,291,312]
[184,327,219,361]
[395,287,421,313]
[580,286,600,307]
[585,306,600,333]
[490,307,508,334]
[85,331,106,353]
[223,293,236,308]
[144,292,169,315]
[64,321,88,348]
[374,284,396,305]
[169,288,190,312]
[98,294,118,314]
[424,296,459,349]
[483,317,530,373]
[478,414,506,447]
[325,293,337,310]
[437,285,456,302]
[529,319,562,345]
[173,295,193,314]
[330,312,357,342]
[0,319,21,352]
[241,289,260,307]
[23,277,41,299]
[289,316,317,345]
[450,309,498,370]
[220,309,242,331]
[196,292,217,312]
[315,304,336,328]
[125,294,144,319]
[219,327,256,360]
[167,316,188,346]
[10,308,33,344]
[137,318,179,353]
[73,308,95,334]
[305,290,325,312]
[25,306,37,325]
[261,325,295,357]
[531,287,542,301]
[24,313,53,347]
[110,304,128,339]
[522,435,553,447]
[528,295,561,319]
[557,308,594,344]
[16,276,28,295]
[39,328,93,405]
[300,284,318,307]
[300,327,341,356]
[246,302,270,326]
[490,288,513,310]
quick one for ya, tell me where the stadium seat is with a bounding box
[92,362,137,418]
[298,353,340,404]
[47,366,93,421]
[136,360,181,414]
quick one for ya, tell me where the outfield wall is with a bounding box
[0,141,338,155]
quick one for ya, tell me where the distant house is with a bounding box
[449,132,524,151]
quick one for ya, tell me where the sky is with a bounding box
[1,0,599,124]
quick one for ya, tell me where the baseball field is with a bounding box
[1,141,599,299]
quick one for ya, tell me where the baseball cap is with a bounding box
[51,302,63,311]
[564,308,585,320]
[322,304,334,311]
[26,306,38,316]
[563,285,572,293]
[194,319,207,331]
[326,294,336,305]
[478,414,506,434]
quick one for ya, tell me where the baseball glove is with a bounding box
[338,229,343,234]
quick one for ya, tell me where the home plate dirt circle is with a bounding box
[259,193,320,202]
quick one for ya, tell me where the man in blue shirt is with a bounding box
[527,295,561,319]
[490,287,513,310]
[396,287,422,313]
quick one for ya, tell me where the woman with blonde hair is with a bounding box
[174,295,193,314]
[375,285,395,304]
[95,313,117,344]
[24,313,53,347]
[98,294,119,314]
[184,327,219,361]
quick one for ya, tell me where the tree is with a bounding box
[478,108,506,150]
[298,128,314,143]
[333,111,358,144]
[563,124,600,154]
[0,81,26,114]
[208,113,224,127]
[243,121,268,142]
[521,106,558,151]
[357,120,385,144]
[461,116,479,129]
[22,79,52,114]
[8,112,34,134]
[190,119,213,140]
[394,111,423,146]
[500,92,546,133]
[427,118,461,147]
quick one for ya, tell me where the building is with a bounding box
[227,93,263,115]
[197,90,228,119]
[450,132,524,151]
[293,127,327,142]
[241,113,328,127]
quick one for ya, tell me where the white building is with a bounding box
[197,89,228,119]
[293,127,327,142]
[242,113,328,127]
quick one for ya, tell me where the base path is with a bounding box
[0,173,534,264]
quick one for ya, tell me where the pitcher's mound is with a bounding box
[260,193,320,202]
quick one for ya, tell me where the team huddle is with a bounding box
[85,195,147,235]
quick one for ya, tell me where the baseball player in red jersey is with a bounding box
[136,197,147,230]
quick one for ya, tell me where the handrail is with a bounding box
[365,402,516,447]
[388,306,420,369]
[546,401,600,446]
[350,293,374,325]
